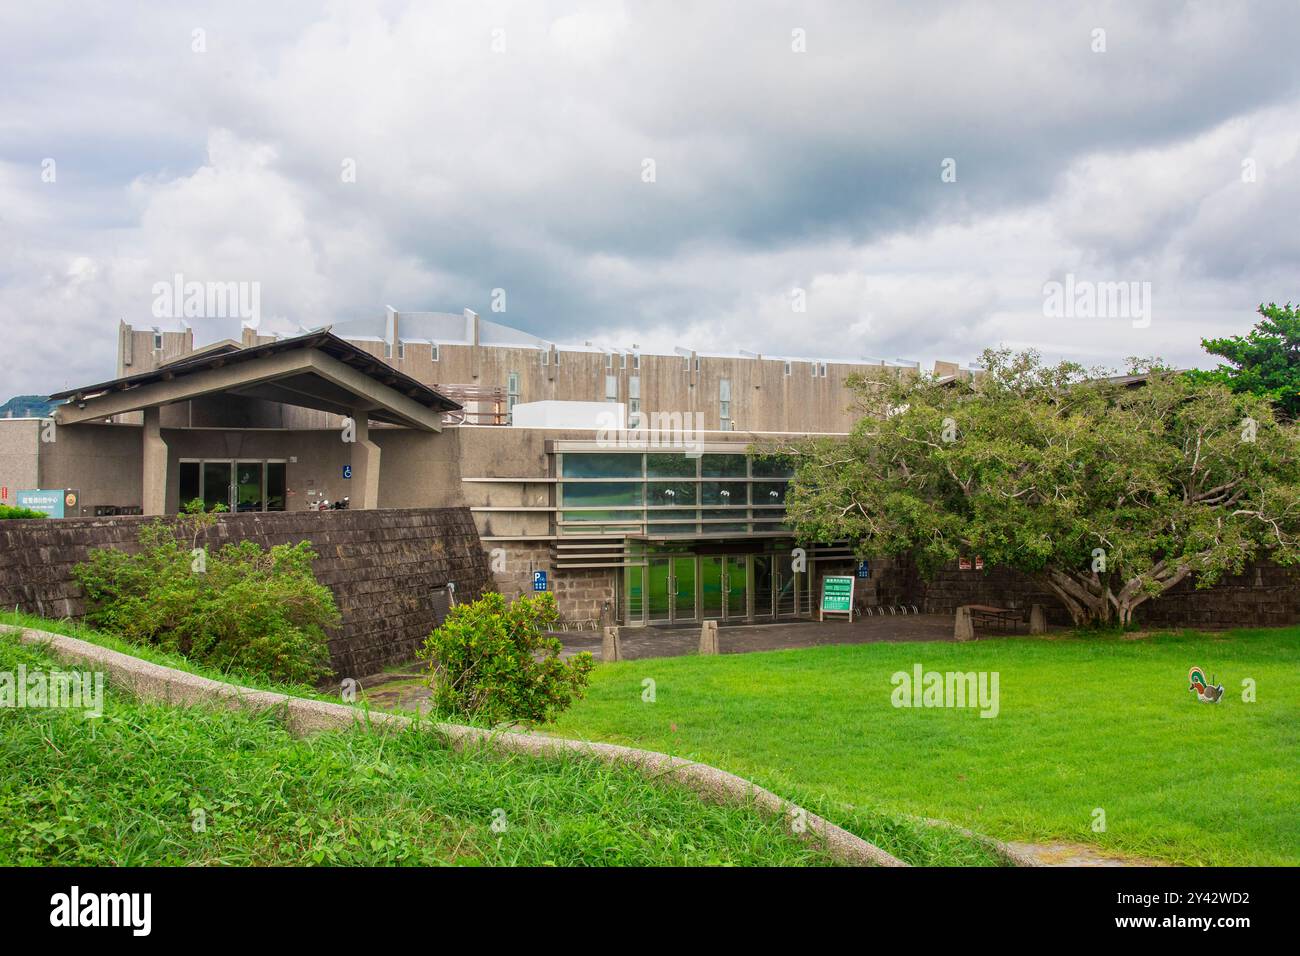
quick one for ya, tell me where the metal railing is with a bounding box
[435,384,509,425]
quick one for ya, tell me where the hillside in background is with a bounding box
[0,395,58,419]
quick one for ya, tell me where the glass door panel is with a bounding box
[700,556,724,620]
[179,462,201,510]
[726,556,748,619]
[752,555,774,618]
[202,461,232,513]
[647,558,671,623]
[266,462,287,512]
[625,566,645,625]
[672,556,697,622]
[776,569,799,617]
[236,461,263,512]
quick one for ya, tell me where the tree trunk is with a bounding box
[1040,569,1111,626]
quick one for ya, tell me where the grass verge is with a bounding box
[0,634,842,866]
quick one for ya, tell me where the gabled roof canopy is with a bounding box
[51,329,459,431]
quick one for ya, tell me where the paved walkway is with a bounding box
[1004,841,1169,867]
[553,613,1006,661]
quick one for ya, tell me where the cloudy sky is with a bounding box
[2,1,1298,395]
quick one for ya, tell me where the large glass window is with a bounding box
[560,453,642,478]
[702,454,747,478]
[560,482,643,508]
[646,453,696,478]
[556,451,789,537]
[751,456,795,478]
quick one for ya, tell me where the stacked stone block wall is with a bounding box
[0,508,493,678]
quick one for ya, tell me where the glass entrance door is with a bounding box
[776,567,800,617]
[202,461,232,513]
[235,461,264,512]
[648,558,672,623]
[726,556,748,619]
[700,556,725,620]
[753,555,774,618]
[672,556,697,622]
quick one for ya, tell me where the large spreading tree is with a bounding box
[1188,302,1300,419]
[773,348,1300,626]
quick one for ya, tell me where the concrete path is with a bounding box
[553,613,1031,661]
[1004,841,1168,867]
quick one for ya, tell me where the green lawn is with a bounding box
[0,634,842,866]
[549,626,1300,866]
[0,619,1003,865]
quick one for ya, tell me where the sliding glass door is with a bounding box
[181,459,287,513]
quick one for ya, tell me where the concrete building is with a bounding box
[1,311,974,628]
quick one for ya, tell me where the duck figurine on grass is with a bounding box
[1188,666,1224,704]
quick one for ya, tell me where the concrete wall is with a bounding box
[0,419,141,517]
[0,507,494,678]
[123,319,921,434]
[0,419,41,507]
[21,421,463,516]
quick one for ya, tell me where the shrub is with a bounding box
[72,510,337,684]
[0,505,46,519]
[419,592,595,725]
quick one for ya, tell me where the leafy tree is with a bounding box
[772,348,1300,626]
[420,592,594,725]
[1189,302,1300,419]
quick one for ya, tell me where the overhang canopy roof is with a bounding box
[49,329,459,431]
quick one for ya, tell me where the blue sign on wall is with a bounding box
[533,570,548,592]
[17,489,65,518]
[342,465,352,480]
[856,560,871,578]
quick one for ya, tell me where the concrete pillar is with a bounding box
[142,405,168,516]
[954,606,975,642]
[1029,604,1047,635]
[602,625,622,662]
[348,411,381,510]
[699,619,719,655]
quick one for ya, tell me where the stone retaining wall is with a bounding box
[910,559,1300,628]
[0,508,494,678]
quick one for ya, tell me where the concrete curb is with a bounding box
[6,625,904,868]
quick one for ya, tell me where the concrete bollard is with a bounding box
[602,625,622,662]
[954,606,975,642]
[1029,604,1047,635]
[699,620,720,655]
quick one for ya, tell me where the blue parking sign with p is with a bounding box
[533,570,548,591]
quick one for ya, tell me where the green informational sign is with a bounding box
[821,575,854,615]
[16,489,66,518]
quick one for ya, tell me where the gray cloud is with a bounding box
[2,0,1299,395]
